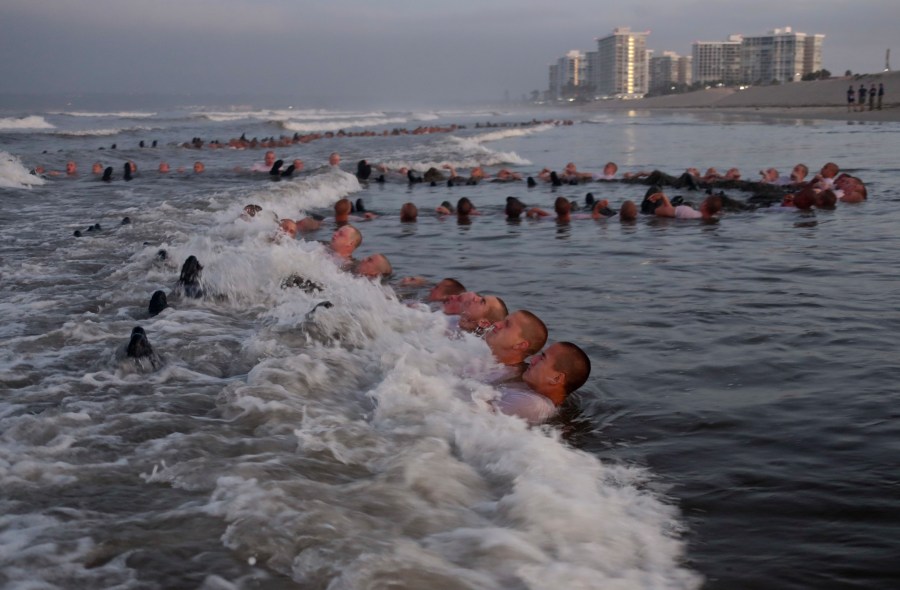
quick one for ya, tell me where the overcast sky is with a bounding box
[1,0,897,108]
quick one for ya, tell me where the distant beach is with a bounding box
[583,70,900,122]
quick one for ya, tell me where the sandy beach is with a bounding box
[583,70,900,122]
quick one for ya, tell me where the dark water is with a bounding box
[1,106,899,589]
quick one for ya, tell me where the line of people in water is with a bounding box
[34,148,866,208]
[292,218,592,425]
[130,213,590,425]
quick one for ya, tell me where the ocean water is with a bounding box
[1,104,898,590]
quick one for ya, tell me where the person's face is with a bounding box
[279,219,297,238]
[65,161,76,174]
[91,163,102,174]
[603,163,616,176]
[442,291,477,315]
[329,153,341,166]
[356,255,384,278]
[460,293,499,321]
[158,163,170,173]
[428,280,457,302]
[193,162,204,173]
[330,225,356,251]
[293,159,304,171]
[485,312,527,355]
[264,151,276,166]
[564,162,576,174]
[522,344,563,392]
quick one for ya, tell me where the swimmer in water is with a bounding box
[452,292,508,333]
[492,342,591,424]
[125,326,162,371]
[330,224,362,260]
[177,255,204,298]
[354,253,393,279]
[484,310,548,368]
[400,202,418,222]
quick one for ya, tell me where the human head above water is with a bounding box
[356,253,392,279]
[428,278,465,303]
[330,224,362,257]
[522,341,591,405]
[458,293,508,331]
[485,310,548,366]
[400,202,418,222]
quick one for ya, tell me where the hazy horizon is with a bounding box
[2,0,897,110]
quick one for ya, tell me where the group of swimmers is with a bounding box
[120,154,867,423]
[223,198,592,425]
[38,145,867,220]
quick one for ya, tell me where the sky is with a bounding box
[1,0,897,108]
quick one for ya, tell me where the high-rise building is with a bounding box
[649,51,682,93]
[677,55,693,87]
[547,50,587,101]
[548,63,560,101]
[803,34,825,77]
[591,27,649,98]
[741,27,824,83]
[692,35,743,86]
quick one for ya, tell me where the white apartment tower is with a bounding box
[692,35,743,86]
[648,51,681,93]
[741,27,824,83]
[548,50,587,100]
[592,27,649,98]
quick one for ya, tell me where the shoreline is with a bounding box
[636,105,900,123]
[580,70,900,123]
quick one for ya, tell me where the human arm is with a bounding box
[649,193,676,218]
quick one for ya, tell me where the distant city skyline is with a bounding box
[0,1,896,108]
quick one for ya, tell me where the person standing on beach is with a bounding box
[878,83,884,110]
[857,84,867,112]
[869,84,877,111]
[847,85,855,112]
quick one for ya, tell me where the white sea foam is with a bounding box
[236,168,362,218]
[0,115,55,130]
[50,111,157,118]
[196,109,389,124]
[53,125,155,137]
[96,206,697,588]
[279,117,409,133]
[0,151,46,188]
[133,270,700,588]
[466,124,553,144]
[410,111,441,121]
